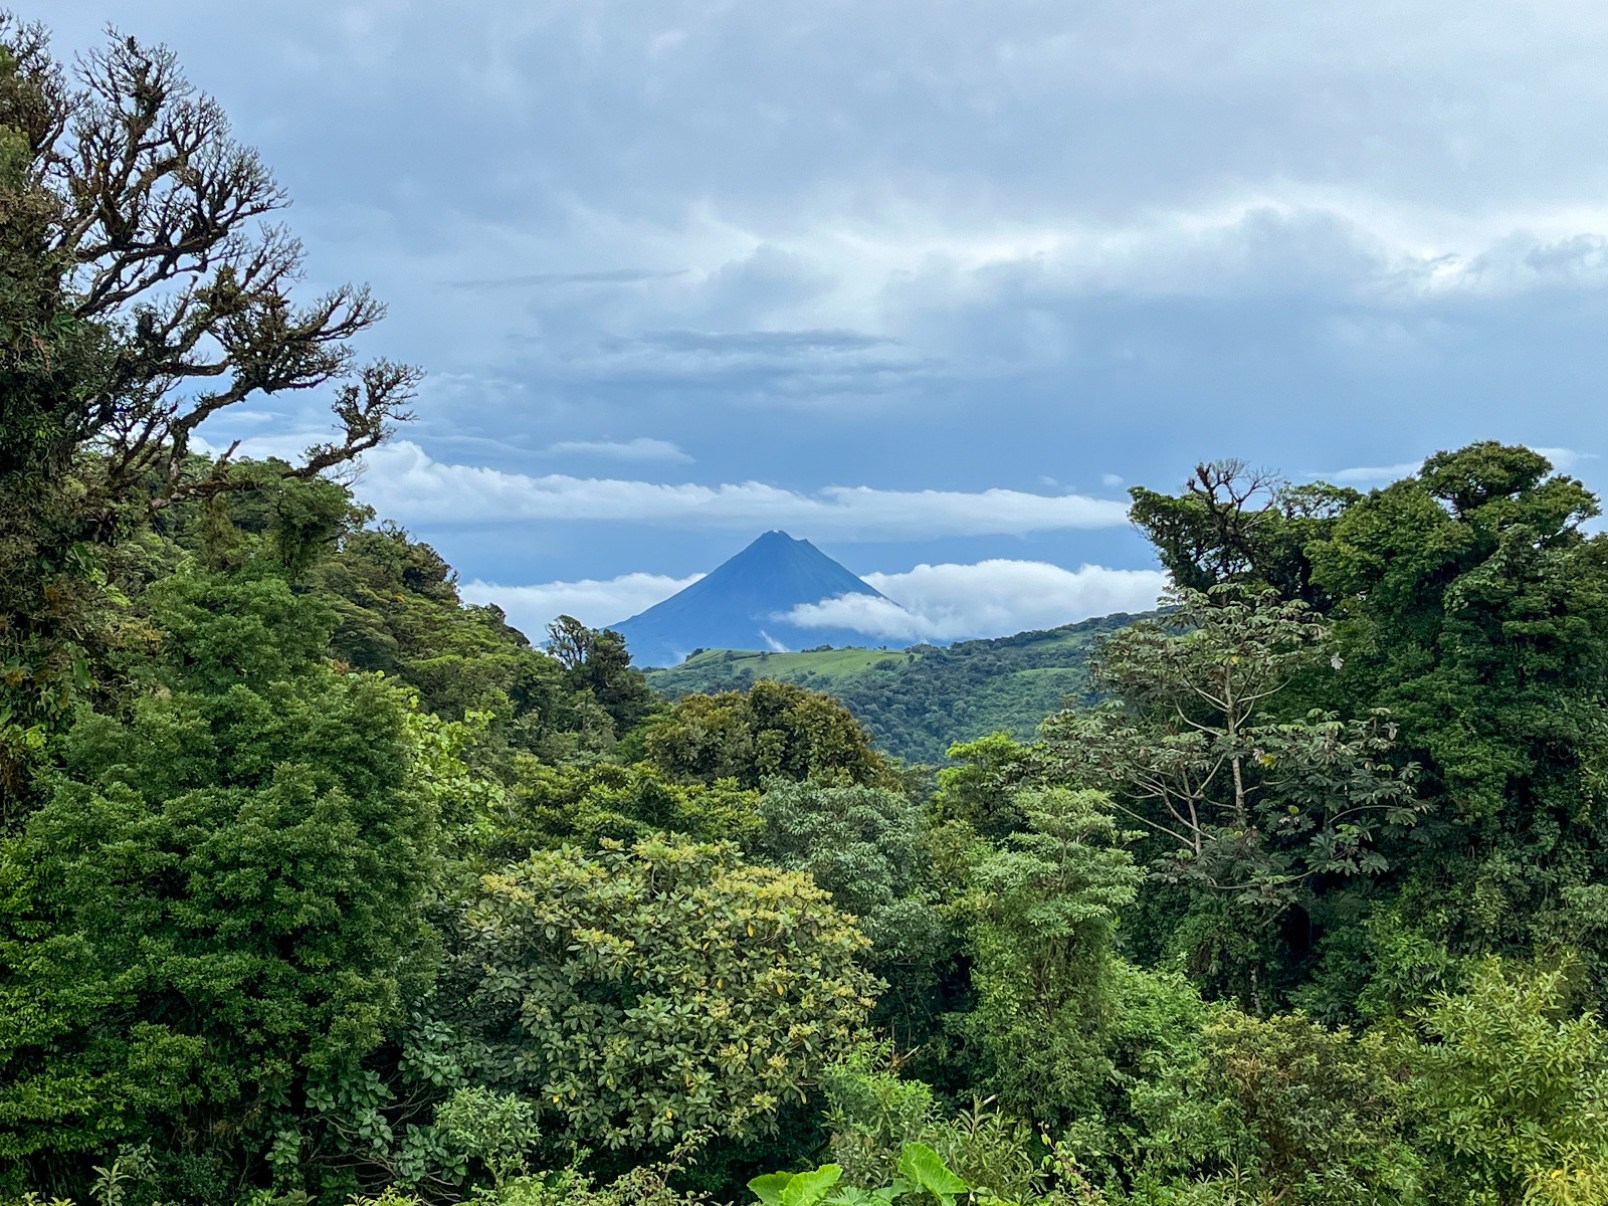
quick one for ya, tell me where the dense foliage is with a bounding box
[461,836,877,1153]
[644,614,1139,765]
[11,15,1608,1206]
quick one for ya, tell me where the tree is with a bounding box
[1304,444,1608,985]
[0,15,418,812]
[1190,1011,1416,1204]
[459,835,878,1152]
[1046,587,1419,908]
[0,15,417,510]
[1042,586,1420,1006]
[318,521,572,750]
[754,781,948,1037]
[929,732,1046,841]
[1120,444,1608,1013]
[0,565,440,1196]
[1398,958,1608,1203]
[542,616,655,738]
[482,758,762,862]
[1127,461,1360,608]
[963,788,1143,1125]
[645,681,894,790]
[544,616,595,672]
[755,781,939,965]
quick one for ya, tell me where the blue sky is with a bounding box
[46,1,1608,642]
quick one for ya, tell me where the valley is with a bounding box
[644,610,1146,763]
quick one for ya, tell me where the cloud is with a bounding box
[446,268,689,289]
[784,560,1168,641]
[1535,447,1597,473]
[1317,445,1595,484]
[49,1,1608,595]
[461,572,703,636]
[1316,461,1423,485]
[634,329,894,354]
[544,437,693,463]
[337,441,1131,537]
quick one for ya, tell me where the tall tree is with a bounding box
[0,15,416,507]
[542,616,656,740]
[0,566,439,1197]
[645,680,894,790]
[1128,460,1359,608]
[0,14,418,811]
[1305,443,1608,996]
[1122,443,1608,1010]
[1044,586,1420,1004]
[963,788,1142,1125]
[754,781,948,1038]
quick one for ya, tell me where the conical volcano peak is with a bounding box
[612,532,904,667]
[708,530,879,586]
[736,529,802,555]
[739,530,821,558]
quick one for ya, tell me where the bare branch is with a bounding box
[5,21,419,509]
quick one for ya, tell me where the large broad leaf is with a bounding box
[784,1165,844,1206]
[749,1173,793,1205]
[896,1143,969,1203]
[830,1188,907,1205]
[748,1164,845,1206]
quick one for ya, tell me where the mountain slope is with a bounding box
[644,610,1146,763]
[613,530,902,667]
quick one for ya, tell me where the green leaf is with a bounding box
[749,1173,794,1204]
[783,1164,844,1206]
[897,1142,968,1200]
[751,1166,846,1206]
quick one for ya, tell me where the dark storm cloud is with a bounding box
[38,0,1608,590]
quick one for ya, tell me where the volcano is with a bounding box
[611,531,902,667]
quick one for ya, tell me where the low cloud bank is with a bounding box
[463,559,1168,648]
[347,442,1130,538]
[786,560,1169,642]
[461,573,703,636]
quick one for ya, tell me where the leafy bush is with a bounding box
[489,758,762,858]
[755,782,939,963]
[750,1140,1101,1206]
[461,835,879,1151]
[1397,957,1608,1203]
[1191,1010,1418,1204]
[964,789,1142,1125]
[644,681,894,789]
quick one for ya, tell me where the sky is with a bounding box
[44,1,1608,643]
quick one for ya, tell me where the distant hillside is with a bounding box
[644,610,1147,763]
[614,530,905,667]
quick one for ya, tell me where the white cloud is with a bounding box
[461,572,703,636]
[335,441,1130,537]
[1318,461,1423,484]
[544,437,693,463]
[1535,446,1597,473]
[784,560,1168,642]
[468,558,1166,647]
[1318,445,1594,484]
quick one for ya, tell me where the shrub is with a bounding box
[462,835,879,1151]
